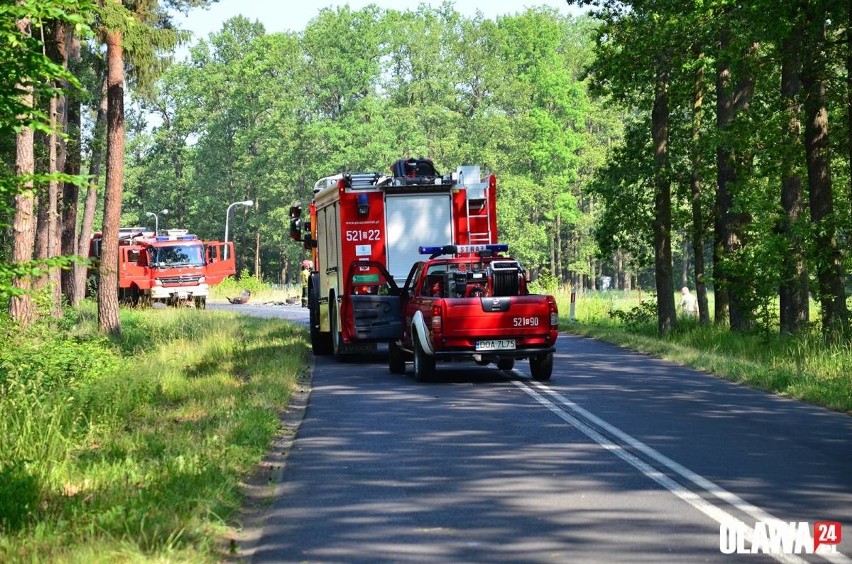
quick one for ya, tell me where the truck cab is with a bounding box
[89,229,235,308]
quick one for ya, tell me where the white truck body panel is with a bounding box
[385,193,452,284]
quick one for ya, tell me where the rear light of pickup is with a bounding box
[547,296,559,342]
[432,300,443,336]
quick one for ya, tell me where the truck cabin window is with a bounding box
[151,245,205,268]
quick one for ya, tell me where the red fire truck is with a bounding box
[89,228,235,308]
[289,158,501,356]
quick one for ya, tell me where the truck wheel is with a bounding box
[330,299,346,362]
[530,352,553,381]
[497,358,515,371]
[413,332,435,382]
[194,296,206,309]
[388,341,406,374]
[309,279,332,355]
[129,286,141,307]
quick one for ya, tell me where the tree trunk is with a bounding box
[255,231,261,278]
[61,31,81,305]
[98,16,125,335]
[712,206,728,324]
[10,17,36,326]
[555,213,562,282]
[48,21,68,316]
[34,131,50,270]
[715,33,756,331]
[61,92,81,303]
[652,62,676,334]
[778,28,809,334]
[848,0,852,223]
[801,8,848,339]
[73,82,107,305]
[690,59,710,326]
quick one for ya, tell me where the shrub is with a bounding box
[609,299,657,329]
[529,268,558,295]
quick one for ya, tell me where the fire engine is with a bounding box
[89,228,235,308]
[289,157,500,357]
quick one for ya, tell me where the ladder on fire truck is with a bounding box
[457,166,493,245]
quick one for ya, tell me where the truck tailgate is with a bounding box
[441,295,553,340]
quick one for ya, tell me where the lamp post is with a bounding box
[224,200,253,259]
[145,209,168,234]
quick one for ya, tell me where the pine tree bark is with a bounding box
[778,28,809,334]
[98,12,124,335]
[652,62,676,334]
[10,17,36,326]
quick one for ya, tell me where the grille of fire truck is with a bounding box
[158,275,203,285]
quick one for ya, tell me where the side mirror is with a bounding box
[289,205,302,242]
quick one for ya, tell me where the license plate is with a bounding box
[475,339,516,351]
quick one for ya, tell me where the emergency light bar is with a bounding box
[419,244,508,256]
[155,234,198,241]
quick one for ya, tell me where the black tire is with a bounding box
[194,296,206,309]
[330,297,345,362]
[388,340,406,374]
[129,286,141,307]
[309,277,332,355]
[497,358,515,371]
[413,331,435,382]
[530,352,553,381]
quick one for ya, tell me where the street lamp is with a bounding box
[224,200,254,258]
[145,208,168,234]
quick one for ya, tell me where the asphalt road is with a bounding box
[213,303,852,563]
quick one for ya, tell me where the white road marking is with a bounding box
[513,379,850,564]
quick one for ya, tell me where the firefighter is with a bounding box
[300,259,313,308]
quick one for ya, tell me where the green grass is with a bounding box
[556,288,852,414]
[0,303,309,562]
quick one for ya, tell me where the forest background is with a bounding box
[2,0,852,338]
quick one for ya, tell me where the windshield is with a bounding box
[150,244,205,267]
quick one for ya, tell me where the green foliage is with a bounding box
[0,305,308,560]
[0,0,97,310]
[608,299,657,328]
[528,268,558,295]
[570,0,851,337]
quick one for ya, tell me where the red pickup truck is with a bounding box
[381,244,559,382]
